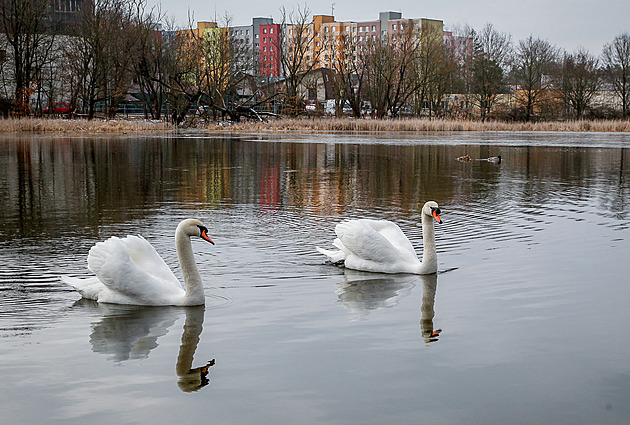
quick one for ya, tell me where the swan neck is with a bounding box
[176,307,205,374]
[418,213,438,274]
[176,228,204,304]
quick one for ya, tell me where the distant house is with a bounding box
[298,68,334,103]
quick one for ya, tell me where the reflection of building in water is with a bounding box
[420,274,442,343]
[79,301,213,392]
[2,138,628,243]
[335,270,416,319]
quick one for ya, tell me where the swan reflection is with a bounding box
[335,271,442,343]
[335,269,416,318]
[175,306,215,392]
[75,301,214,391]
[420,274,442,343]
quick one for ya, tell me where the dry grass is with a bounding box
[1,116,629,134]
[209,117,630,133]
[0,117,173,133]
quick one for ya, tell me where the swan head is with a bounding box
[422,201,443,224]
[177,219,214,244]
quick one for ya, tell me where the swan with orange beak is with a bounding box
[317,201,444,274]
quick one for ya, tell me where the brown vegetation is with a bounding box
[0,118,172,133]
[207,117,630,133]
[1,117,629,134]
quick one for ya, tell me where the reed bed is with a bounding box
[0,117,173,133]
[1,116,629,134]
[210,117,630,133]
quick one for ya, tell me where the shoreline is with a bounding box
[1,117,629,134]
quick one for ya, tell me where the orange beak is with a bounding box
[432,210,443,224]
[200,229,214,245]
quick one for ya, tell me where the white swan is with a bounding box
[317,201,443,274]
[62,219,214,306]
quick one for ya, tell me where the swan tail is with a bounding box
[316,246,346,264]
[60,275,103,301]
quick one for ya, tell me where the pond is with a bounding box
[1,132,629,425]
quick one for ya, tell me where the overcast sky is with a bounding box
[148,0,629,54]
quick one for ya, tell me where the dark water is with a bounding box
[1,132,629,425]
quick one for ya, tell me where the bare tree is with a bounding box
[447,25,475,117]
[363,24,427,118]
[0,0,57,114]
[411,26,457,118]
[602,33,630,118]
[559,48,600,119]
[325,27,358,117]
[197,16,256,119]
[66,0,141,119]
[512,36,559,121]
[470,24,511,121]
[362,37,394,118]
[163,18,208,124]
[134,11,169,119]
[275,5,323,115]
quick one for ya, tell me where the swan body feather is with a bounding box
[62,219,214,306]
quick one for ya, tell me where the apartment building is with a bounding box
[320,12,444,71]
[225,10,444,80]
[230,17,274,75]
[259,23,281,77]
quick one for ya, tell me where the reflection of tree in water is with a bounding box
[76,301,214,392]
[335,270,416,319]
[419,274,442,343]
[4,138,630,246]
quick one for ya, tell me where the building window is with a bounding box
[393,24,397,30]
[55,0,81,12]
[270,28,274,33]
[372,25,376,31]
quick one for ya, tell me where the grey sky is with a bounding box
[149,0,629,54]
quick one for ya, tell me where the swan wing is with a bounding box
[335,220,419,272]
[356,219,417,258]
[87,236,183,304]
[121,235,180,285]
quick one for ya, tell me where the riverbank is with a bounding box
[1,116,630,133]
